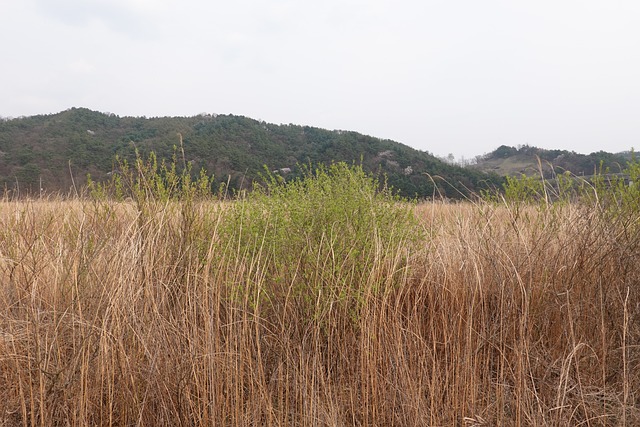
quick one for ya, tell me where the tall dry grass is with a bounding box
[0,195,638,426]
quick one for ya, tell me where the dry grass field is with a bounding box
[0,171,639,426]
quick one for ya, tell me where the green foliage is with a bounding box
[0,108,502,199]
[586,156,640,219]
[16,163,41,189]
[491,144,518,159]
[502,173,547,203]
[89,149,213,204]
[220,162,422,323]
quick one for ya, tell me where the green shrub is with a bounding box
[88,149,212,205]
[220,162,422,322]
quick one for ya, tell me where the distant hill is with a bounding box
[0,107,502,198]
[472,144,632,178]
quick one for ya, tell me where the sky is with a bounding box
[2,0,639,159]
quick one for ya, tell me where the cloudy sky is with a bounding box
[2,0,639,159]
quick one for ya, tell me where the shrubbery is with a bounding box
[219,162,421,320]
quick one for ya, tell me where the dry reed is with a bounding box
[0,197,638,426]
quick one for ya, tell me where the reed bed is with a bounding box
[0,193,638,426]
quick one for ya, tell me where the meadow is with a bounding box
[0,162,638,426]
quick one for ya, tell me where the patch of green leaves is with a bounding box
[221,162,422,323]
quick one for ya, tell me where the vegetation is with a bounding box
[474,144,631,178]
[1,158,639,425]
[0,108,501,199]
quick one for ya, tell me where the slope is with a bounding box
[0,108,502,198]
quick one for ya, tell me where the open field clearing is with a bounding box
[1,174,639,425]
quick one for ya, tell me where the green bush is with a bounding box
[220,162,422,321]
[88,149,212,204]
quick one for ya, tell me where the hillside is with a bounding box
[472,144,632,178]
[0,108,501,198]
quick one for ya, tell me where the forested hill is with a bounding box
[0,107,501,198]
[472,144,632,178]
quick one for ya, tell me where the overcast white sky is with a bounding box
[2,0,639,159]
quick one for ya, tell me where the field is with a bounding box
[1,164,639,426]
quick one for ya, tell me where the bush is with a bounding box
[220,162,422,321]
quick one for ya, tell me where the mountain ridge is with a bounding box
[0,107,502,198]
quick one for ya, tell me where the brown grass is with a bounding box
[0,198,638,426]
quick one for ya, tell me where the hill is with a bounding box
[472,144,632,178]
[0,108,501,198]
